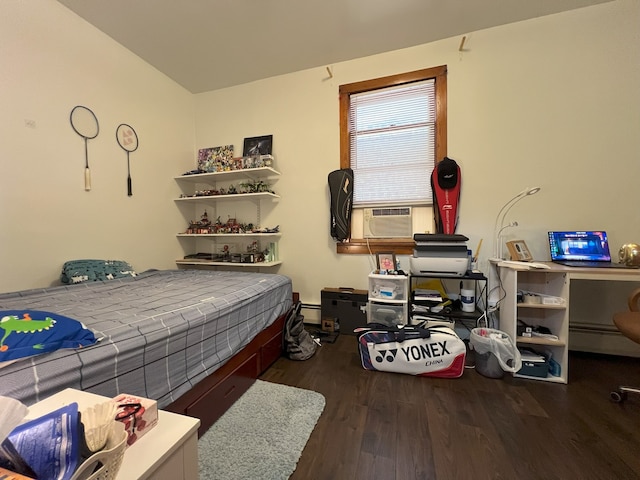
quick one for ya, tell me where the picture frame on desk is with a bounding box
[506,240,533,262]
[376,252,396,271]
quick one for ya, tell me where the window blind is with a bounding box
[349,79,435,207]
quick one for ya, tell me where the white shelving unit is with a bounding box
[173,162,281,268]
[497,263,569,384]
[367,273,409,326]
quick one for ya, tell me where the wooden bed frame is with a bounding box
[165,293,297,436]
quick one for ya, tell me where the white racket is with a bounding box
[116,124,139,196]
[70,106,99,191]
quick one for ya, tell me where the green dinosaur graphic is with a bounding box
[0,313,56,352]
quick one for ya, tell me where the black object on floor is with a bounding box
[309,329,340,344]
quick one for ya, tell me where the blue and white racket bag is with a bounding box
[355,324,466,378]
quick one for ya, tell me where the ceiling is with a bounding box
[57,0,611,94]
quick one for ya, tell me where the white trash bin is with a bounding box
[470,328,522,379]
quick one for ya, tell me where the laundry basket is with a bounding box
[71,422,127,480]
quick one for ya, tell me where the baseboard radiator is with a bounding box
[301,303,321,325]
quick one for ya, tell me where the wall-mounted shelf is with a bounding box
[175,192,280,204]
[174,160,282,269]
[176,233,281,238]
[176,259,283,268]
[173,166,280,185]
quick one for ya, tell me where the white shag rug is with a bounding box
[198,380,326,480]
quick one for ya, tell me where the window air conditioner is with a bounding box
[363,207,413,238]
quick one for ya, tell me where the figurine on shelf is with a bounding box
[252,225,280,234]
[247,241,259,253]
[239,180,274,194]
[197,210,211,234]
[185,210,213,234]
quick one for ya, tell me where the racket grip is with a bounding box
[85,167,91,191]
[127,176,132,196]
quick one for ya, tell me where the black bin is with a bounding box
[321,287,368,335]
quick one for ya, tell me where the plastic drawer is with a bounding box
[368,274,408,301]
[367,301,407,327]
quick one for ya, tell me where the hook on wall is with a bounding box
[458,36,467,52]
[326,66,333,78]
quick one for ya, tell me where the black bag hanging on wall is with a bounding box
[328,168,354,241]
[431,157,461,234]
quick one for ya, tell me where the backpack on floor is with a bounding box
[355,324,466,378]
[284,301,318,361]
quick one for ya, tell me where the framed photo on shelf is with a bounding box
[242,135,273,156]
[376,252,396,271]
[506,240,533,262]
[197,145,234,172]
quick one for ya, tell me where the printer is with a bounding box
[409,233,469,277]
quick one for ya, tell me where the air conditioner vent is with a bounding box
[363,207,413,238]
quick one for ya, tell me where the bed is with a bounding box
[0,268,293,436]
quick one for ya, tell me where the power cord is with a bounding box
[486,260,507,314]
[366,237,377,271]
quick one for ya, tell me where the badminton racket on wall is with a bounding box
[70,105,99,191]
[116,123,139,196]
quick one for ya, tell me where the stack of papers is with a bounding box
[519,349,546,363]
[413,289,443,302]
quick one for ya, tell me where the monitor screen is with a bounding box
[548,231,611,261]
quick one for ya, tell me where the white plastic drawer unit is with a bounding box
[368,274,408,301]
[367,301,407,327]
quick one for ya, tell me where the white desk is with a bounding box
[24,389,200,480]
[496,261,640,382]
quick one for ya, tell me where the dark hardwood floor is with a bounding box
[260,333,640,480]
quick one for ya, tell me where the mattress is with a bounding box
[0,269,292,408]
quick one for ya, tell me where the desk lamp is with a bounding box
[492,187,541,260]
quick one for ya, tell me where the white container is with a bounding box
[367,301,407,326]
[368,273,408,301]
[461,288,475,313]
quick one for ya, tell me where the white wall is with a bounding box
[2,0,639,349]
[195,0,640,315]
[0,0,194,292]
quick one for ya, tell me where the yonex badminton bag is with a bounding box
[356,324,466,378]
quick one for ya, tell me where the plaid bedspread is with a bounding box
[0,269,292,408]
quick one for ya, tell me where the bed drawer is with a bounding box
[261,330,284,371]
[186,353,259,434]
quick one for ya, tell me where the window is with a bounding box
[338,66,447,255]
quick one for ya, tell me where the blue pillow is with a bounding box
[0,310,97,362]
[60,259,137,284]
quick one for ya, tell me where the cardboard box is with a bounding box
[321,317,335,332]
[113,393,158,447]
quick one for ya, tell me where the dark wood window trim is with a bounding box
[337,66,447,255]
